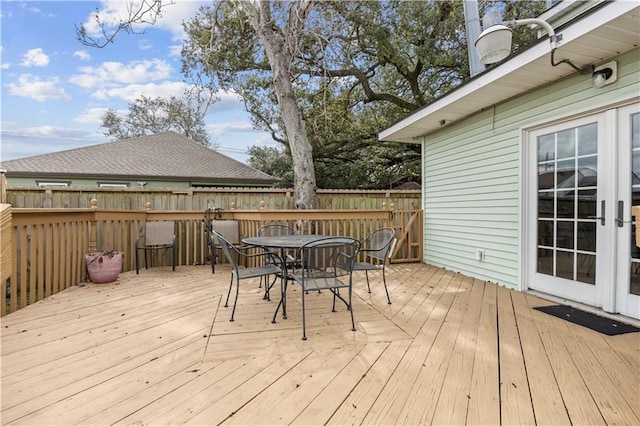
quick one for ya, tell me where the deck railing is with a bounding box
[1,201,422,316]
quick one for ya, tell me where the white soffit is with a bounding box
[379,2,640,143]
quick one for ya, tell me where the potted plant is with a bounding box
[85,250,124,283]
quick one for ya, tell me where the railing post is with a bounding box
[89,198,98,253]
[1,204,12,316]
[0,169,6,204]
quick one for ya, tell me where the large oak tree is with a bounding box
[78,0,547,201]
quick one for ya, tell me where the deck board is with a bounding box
[430,276,484,426]
[525,293,607,425]
[496,285,536,426]
[2,263,639,425]
[511,290,571,425]
[466,281,500,425]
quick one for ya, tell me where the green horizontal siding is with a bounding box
[422,48,640,289]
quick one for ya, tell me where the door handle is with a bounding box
[588,200,605,226]
[616,200,634,227]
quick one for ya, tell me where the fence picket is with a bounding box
[2,204,422,316]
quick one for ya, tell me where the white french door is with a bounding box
[615,104,640,318]
[526,101,640,319]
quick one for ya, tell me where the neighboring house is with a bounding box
[380,1,639,320]
[394,181,421,190]
[1,131,276,188]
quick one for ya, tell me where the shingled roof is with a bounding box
[1,132,276,185]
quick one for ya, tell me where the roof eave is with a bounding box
[379,1,639,143]
[5,171,276,184]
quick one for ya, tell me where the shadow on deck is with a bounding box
[2,264,638,425]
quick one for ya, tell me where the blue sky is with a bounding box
[0,0,275,164]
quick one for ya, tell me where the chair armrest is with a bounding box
[237,248,282,262]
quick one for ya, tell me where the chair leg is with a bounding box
[230,277,240,322]
[262,275,275,301]
[210,242,215,274]
[172,246,176,271]
[301,287,307,340]
[365,271,372,293]
[272,276,286,323]
[282,278,288,320]
[224,275,233,308]
[144,249,149,270]
[348,287,356,331]
[135,248,140,274]
[265,275,278,301]
[382,267,391,304]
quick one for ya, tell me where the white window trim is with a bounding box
[37,181,70,187]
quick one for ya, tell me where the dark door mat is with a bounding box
[534,305,640,335]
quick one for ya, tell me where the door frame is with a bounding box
[614,103,640,318]
[521,99,639,316]
[523,114,608,307]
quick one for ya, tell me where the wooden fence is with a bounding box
[2,202,422,316]
[6,187,421,211]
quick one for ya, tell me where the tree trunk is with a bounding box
[243,1,317,209]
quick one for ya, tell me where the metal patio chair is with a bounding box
[135,221,176,274]
[211,229,283,322]
[348,227,396,304]
[288,236,360,340]
[256,224,299,297]
[203,208,243,273]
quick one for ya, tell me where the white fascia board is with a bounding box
[379,1,638,143]
[378,40,554,142]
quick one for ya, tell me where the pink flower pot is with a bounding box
[86,251,124,283]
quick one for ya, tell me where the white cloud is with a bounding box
[74,107,112,124]
[73,50,91,61]
[154,0,210,39]
[69,59,172,88]
[21,48,50,67]
[207,90,244,112]
[91,81,190,102]
[20,3,42,14]
[138,39,152,50]
[253,133,274,145]
[0,128,108,161]
[7,74,71,102]
[0,46,7,69]
[209,121,254,136]
[168,43,183,57]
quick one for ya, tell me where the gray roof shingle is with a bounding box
[1,132,275,184]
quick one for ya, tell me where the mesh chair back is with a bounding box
[363,228,396,262]
[211,230,239,271]
[211,220,241,244]
[298,237,360,284]
[144,221,175,246]
[291,236,360,340]
[257,224,297,237]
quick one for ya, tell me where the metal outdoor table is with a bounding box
[242,235,329,322]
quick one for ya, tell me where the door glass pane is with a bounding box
[577,123,597,156]
[630,113,640,296]
[537,122,597,283]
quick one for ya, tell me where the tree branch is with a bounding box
[76,0,171,48]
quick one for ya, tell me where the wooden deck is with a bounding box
[2,263,639,425]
